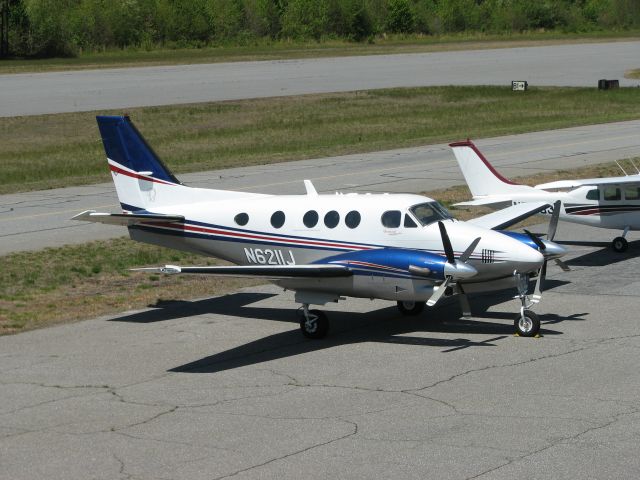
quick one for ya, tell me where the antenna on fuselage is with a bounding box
[304,180,318,196]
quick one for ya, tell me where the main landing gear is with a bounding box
[299,304,329,339]
[396,300,425,316]
[514,273,540,337]
[612,226,630,253]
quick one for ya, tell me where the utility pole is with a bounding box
[0,0,8,58]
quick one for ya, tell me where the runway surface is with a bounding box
[1,220,640,479]
[1,41,639,117]
[1,119,640,255]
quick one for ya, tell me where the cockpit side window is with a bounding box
[409,202,453,226]
[586,189,599,200]
[404,214,418,228]
[603,186,621,201]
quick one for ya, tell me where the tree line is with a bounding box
[4,0,640,58]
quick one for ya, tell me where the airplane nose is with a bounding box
[512,241,544,274]
[541,240,568,260]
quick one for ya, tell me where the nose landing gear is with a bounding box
[514,272,541,337]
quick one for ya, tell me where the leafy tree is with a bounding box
[386,0,414,33]
[281,0,330,40]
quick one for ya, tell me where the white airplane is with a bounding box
[73,116,567,338]
[451,140,640,253]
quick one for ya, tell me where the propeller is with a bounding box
[531,200,568,302]
[427,221,480,308]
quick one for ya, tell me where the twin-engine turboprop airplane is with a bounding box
[73,116,567,338]
[451,140,640,253]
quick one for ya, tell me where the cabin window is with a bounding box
[270,211,285,228]
[234,213,249,226]
[625,186,640,200]
[324,210,340,229]
[409,202,453,226]
[381,210,401,228]
[603,187,621,201]
[303,210,319,228]
[404,214,418,228]
[345,210,361,229]
[586,189,599,200]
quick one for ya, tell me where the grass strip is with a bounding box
[0,158,634,336]
[2,85,640,195]
[1,32,639,75]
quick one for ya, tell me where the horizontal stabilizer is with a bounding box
[132,264,353,279]
[72,210,184,226]
[468,201,550,230]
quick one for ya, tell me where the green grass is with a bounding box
[1,158,634,335]
[1,31,638,74]
[2,85,640,194]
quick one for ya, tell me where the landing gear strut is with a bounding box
[514,273,540,337]
[612,226,630,253]
[299,304,329,339]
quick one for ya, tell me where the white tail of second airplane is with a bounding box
[450,141,535,198]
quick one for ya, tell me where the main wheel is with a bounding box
[514,310,540,337]
[612,236,628,253]
[300,309,329,339]
[397,300,425,316]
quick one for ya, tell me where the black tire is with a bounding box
[514,310,540,337]
[397,300,425,316]
[612,236,628,253]
[300,309,329,339]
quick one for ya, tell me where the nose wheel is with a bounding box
[515,309,540,337]
[299,304,329,339]
[514,272,541,337]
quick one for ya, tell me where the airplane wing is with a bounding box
[454,197,512,208]
[72,210,184,226]
[467,201,550,230]
[132,264,352,279]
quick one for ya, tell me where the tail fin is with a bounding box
[97,115,185,211]
[449,140,534,197]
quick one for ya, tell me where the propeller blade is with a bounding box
[548,200,561,241]
[459,237,481,263]
[427,277,451,307]
[524,229,546,251]
[555,258,571,272]
[458,284,471,317]
[438,221,455,264]
[532,260,547,303]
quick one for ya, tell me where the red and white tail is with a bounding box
[449,141,534,198]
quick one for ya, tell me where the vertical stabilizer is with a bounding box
[96,115,185,211]
[449,141,534,197]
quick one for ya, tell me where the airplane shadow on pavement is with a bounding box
[562,239,640,267]
[109,288,577,373]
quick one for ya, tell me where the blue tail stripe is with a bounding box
[96,115,180,184]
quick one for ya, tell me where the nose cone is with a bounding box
[541,240,568,260]
[510,240,544,274]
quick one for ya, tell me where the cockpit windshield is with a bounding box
[409,201,453,226]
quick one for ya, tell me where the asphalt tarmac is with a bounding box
[2,119,640,255]
[1,220,639,479]
[1,41,639,117]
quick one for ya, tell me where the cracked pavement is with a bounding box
[2,221,640,479]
